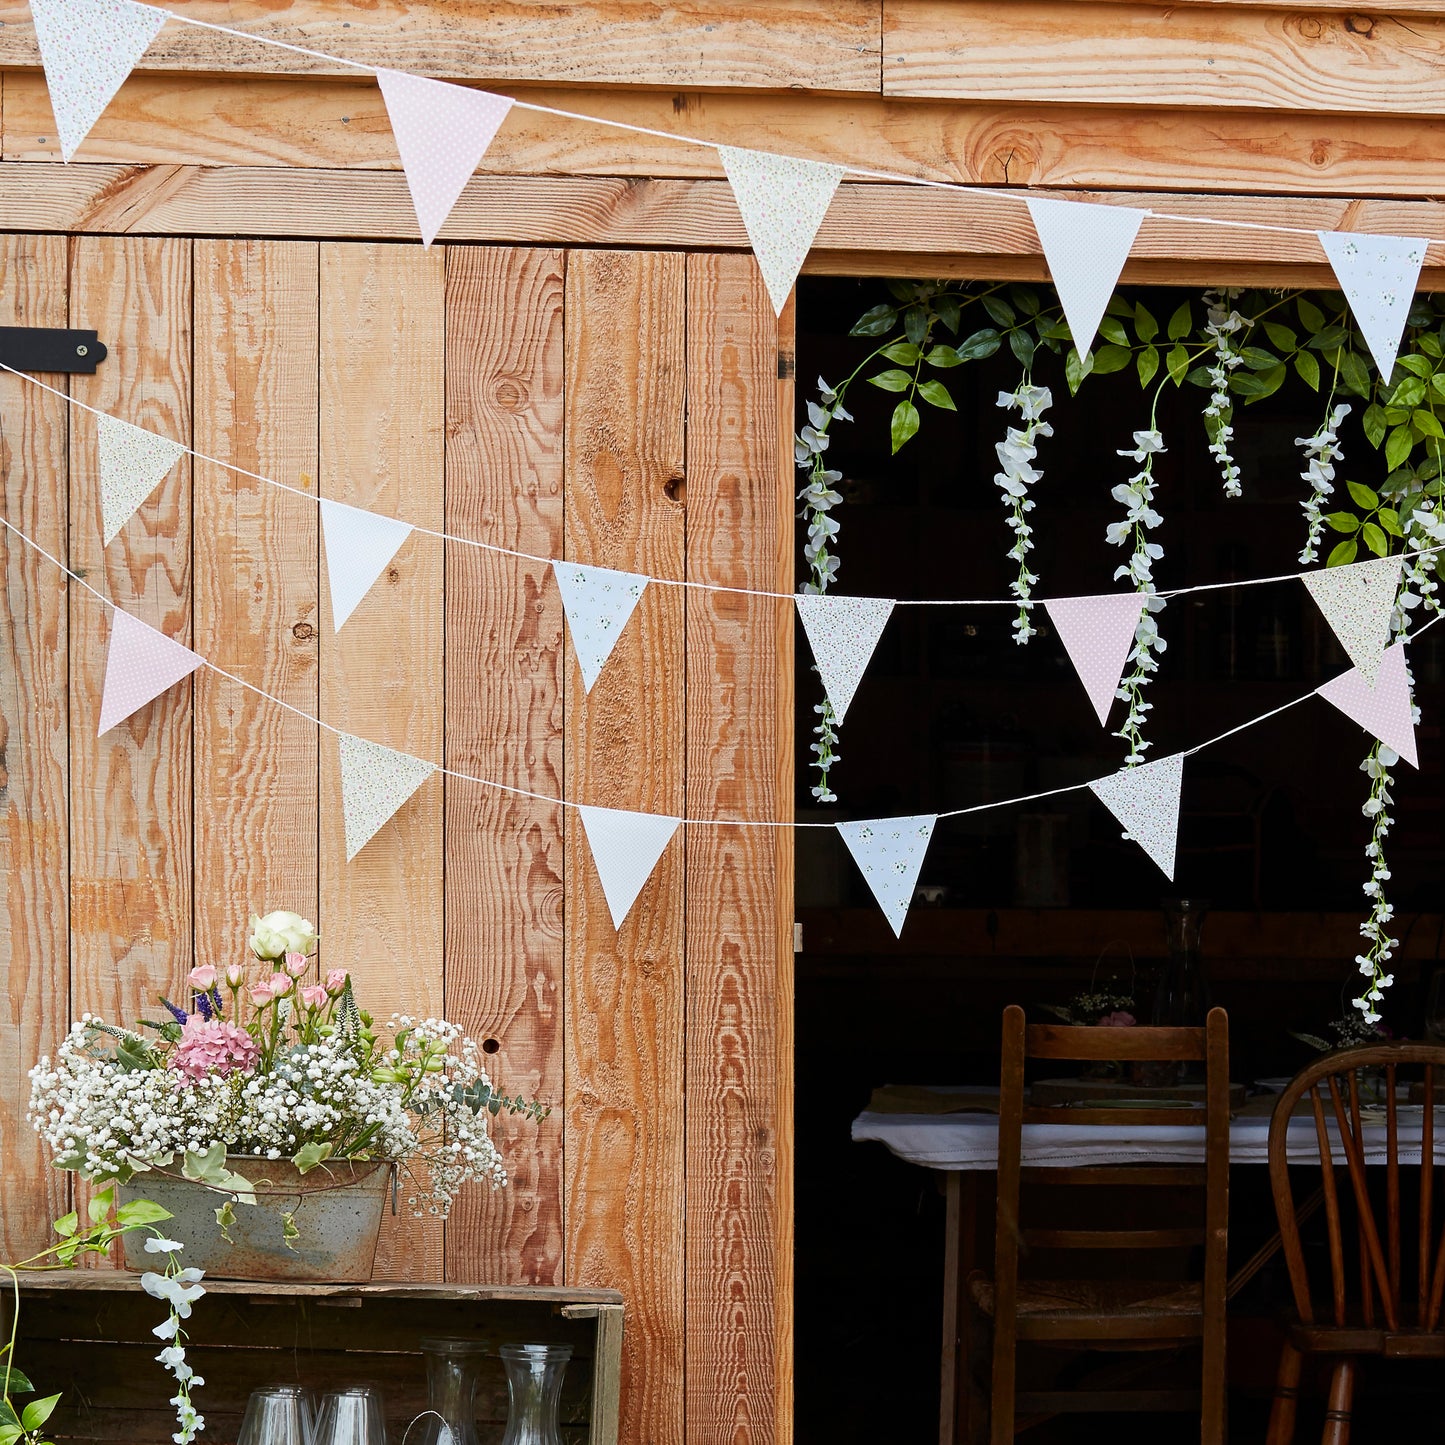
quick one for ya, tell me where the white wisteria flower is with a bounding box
[1201,287,1249,497]
[994,382,1054,642]
[1297,403,1351,564]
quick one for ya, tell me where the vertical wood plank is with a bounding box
[69,235,193,1031]
[683,253,788,1445]
[563,249,687,1444]
[193,240,319,968]
[0,234,71,1255]
[318,242,445,1280]
[443,247,566,1285]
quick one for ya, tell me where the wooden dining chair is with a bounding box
[970,1004,1230,1444]
[1266,1042,1445,1445]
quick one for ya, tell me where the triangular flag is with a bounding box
[1089,752,1185,880]
[577,804,682,931]
[1318,231,1428,381]
[98,413,185,545]
[1043,591,1147,725]
[1318,640,1418,768]
[718,146,844,317]
[1301,555,1403,687]
[837,814,937,939]
[337,732,437,861]
[795,593,894,724]
[1027,198,1146,355]
[319,498,414,631]
[98,609,203,735]
[376,69,513,247]
[554,561,650,693]
[31,0,167,162]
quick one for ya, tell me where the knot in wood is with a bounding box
[291,621,315,642]
[1346,13,1375,37]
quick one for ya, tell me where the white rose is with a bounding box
[249,911,319,960]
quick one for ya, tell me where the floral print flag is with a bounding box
[32,0,168,161]
[554,561,650,693]
[98,609,204,735]
[837,814,938,938]
[1043,590,1147,725]
[337,732,437,860]
[98,413,185,545]
[1300,554,1403,687]
[1089,751,1185,880]
[319,498,415,631]
[1317,640,1418,768]
[577,805,682,931]
[1317,231,1429,382]
[1026,198,1146,356]
[794,593,894,724]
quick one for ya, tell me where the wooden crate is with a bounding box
[7,1273,623,1445]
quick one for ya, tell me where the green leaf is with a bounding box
[1035,315,1071,342]
[956,327,1001,362]
[1413,408,1445,440]
[1305,324,1349,352]
[1422,333,1444,359]
[980,294,1015,328]
[1136,345,1159,388]
[1324,512,1360,534]
[935,294,961,334]
[0,1401,18,1429]
[1166,343,1190,386]
[1239,346,1280,372]
[1296,296,1326,332]
[879,341,920,365]
[1263,321,1298,351]
[1090,344,1132,375]
[87,1185,114,1224]
[1166,301,1193,341]
[280,1211,300,1253]
[1011,284,1041,316]
[52,1212,77,1240]
[1327,538,1360,567]
[1230,370,1270,397]
[214,1201,236,1244]
[849,304,897,338]
[1246,362,1288,403]
[1065,347,1092,396]
[903,306,928,346]
[292,1141,335,1175]
[890,400,920,454]
[1390,376,1427,409]
[1386,424,1415,471]
[113,1200,172,1228]
[1379,507,1404,537]
[1294,350,1321,391]
[0,1424,21,1445]
[1395,353,1434,378]
[2,1370,34,1395]
[885,280,915,303]
[916,379,956,411]
[1008,328,1036,367]
[1362,522,1389,557]
[1097,315,1130,347]
[925,344,963,368]
[867,369,912,393]
[1347,480,1380,509]
[1133,304,1158,343]
[21,1396,60,1432]
[1363,403,1388,448]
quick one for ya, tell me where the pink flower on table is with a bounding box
[300,985,327,1009]
[283,951,310,980]
[224,962,246,989]
[1097,1011,1137,1028]
[250,981,276,1006]
[167,1018,259,1082]
[268,972,294,997]
[325,969,349,996]
[187,965,217,990]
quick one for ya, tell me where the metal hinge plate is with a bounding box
[0,328,108,374]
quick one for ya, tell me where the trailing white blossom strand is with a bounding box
[1201,288,1249,498]
[1297,403,1352,564]
[994,381,1054,643]
[142,1240,207,1444]
[1354,742,1398,1024]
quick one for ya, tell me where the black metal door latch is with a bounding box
[0,327,107,374]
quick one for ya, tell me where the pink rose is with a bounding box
[300,985,327,1009]
[187,965,217,990]
[325,969,349,996]
[250,981,275,1006]
[283,951,310,980]
[1098,1011,1137,1028]
[224,962,246,988]
[268,972,293,997]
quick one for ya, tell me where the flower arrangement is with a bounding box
[29,911,544,1217]
[1040,990,1138,1028]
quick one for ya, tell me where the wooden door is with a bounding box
[0,235,793,1445]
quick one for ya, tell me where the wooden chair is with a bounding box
[970,1004,1230,1444]
[1266,1042,1445,1445]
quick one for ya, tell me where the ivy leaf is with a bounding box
[956,327,1001,362]
[890,400,920,453]
[1134,304,1159,343]
[868,369,912,393]
[1263,321,1299,351]
[1327,538,1360,567]
[1097,315,1130,347]
[1294,349,1320,391]
[1167,300,1193,341]
[880,341,920,365]
[980,294,1015,328]
[1386,424,1415,471]
[1362,522,1389,557]
[1090,344,1132,375]
[1009,328,1036,367]
[850,304,897,338]
[1362,403,1388,448]
[1166,344,1190,386]
[925,344,963,368]
[1379,507,1404,537]
[1297,296,1326,331]
[1065,347,1093,396]
[1413,408,1445,440]
[291,1140,334,1174]
[903,307,929,346]
[1347,480,1380,509]
[1136,345,1160,387]
[1324,512,1360,533]
[934,294,961,335]
[916,379,956,411]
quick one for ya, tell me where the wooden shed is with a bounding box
[2,3,1444,1442]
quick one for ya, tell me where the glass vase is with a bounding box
[499,1344,572,1445]
[1145,898,1210,1085]
[415,1338,487,1445]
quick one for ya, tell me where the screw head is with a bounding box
[75,344,88,356]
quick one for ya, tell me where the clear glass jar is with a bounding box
[415,1338,487,1445]
[499,1344,572,1445]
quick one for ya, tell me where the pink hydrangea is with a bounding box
[1097,1011,1137,1028]
[167,1018,259,1083]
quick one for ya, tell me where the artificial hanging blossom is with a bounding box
[1201,288,1248,497]
[1297,403,1352,564]
[994,381,1054,642]
[1353,741,1398,1025]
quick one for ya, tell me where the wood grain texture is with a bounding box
[443,247,566,1286]
[885,2,1445,115]
[317,243,445,1279]
[192,240,319,970]
[0,235,71,1256]
[563,250,686,1445]
[68,236,193,1031]
[0,0,880,91]
[682,253,786,1445]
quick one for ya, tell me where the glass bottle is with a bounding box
[1146,899,1211,1084]
[415,1339,487,1445]
[499,1344,572,1445]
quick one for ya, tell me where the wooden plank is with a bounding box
[885,2,1445,116]
[563,250,686,1445]
[0,234,70,1258]
[192,240,319,974]
[316,242,445,1280]
[442,246,566,1286]
[683,252,785,1445]
[0,0,880,92]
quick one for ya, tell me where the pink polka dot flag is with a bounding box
[98,609,204,736]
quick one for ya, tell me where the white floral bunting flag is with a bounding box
[1026,198,1147,356]
[1317,231,1429,381]
[32,0,168,162]
[338,732,437,861]
[1043,591,1147,725]
[1317,640,1418,768]
[1089,752,1185,880]
[837,814,938,939]
[1300,554,1403,687]
[795,593,894,724]
[718,146,844,317]
[98,413,185,545]
[554,561,650,693]
[320,498,414,631]
[376,69,514,247]
[577,804,682,931]
[98,609,203,735]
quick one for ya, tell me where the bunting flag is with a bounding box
[554,561,650,693]
[319,498,414,631]
[795,594,893,724]
[31,0,168,162]
[98,608,204,735]
[337,732,437,860]
[98,414,186,545]
[1317,641,1418,768]
[1089,752,1185,880]
[577,804,682,931]
[1317,231,1428,381]
[376,69,514,247]
[1043,591,1146,725]
[717,146,844,317]
[1026,198,1147,356]
[1300,554,1403,687]
[837,814,938,939]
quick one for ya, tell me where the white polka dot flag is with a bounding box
[1043,591,1147,726]
[1317,640,1418,768]
[1300,554,1403,688]
[98,413,186,546]
[837,814,938,939]
[1026,198,1147,357]
[577,805,682,931]
[31,0,167,162]
[794,593,895,724]
[320,498,415,631]
[554,561,651,694]
[98,608,203,735]
[1089,751,1185,881]
[1317,231,1429,383]
[337,731,437,861]
[377,69,514,247]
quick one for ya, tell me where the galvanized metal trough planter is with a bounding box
[119,1157,394,1282]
